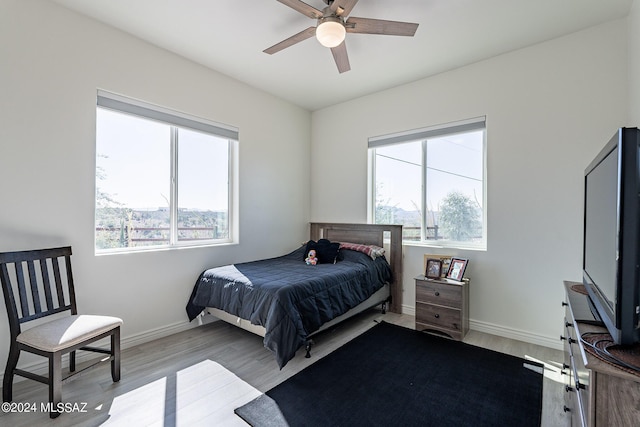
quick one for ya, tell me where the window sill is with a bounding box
[402,240,486,252]
[95,240,238,256]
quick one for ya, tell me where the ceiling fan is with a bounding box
[264,0,419,73]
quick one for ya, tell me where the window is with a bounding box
[95,91,238,253]
[369,117,486,249]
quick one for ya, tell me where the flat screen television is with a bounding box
[583,127,640,345]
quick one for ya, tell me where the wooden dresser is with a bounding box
[562,280,640,426]
[415,275,469,340]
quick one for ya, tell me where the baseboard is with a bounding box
[400,305,562,351]
[401,304,416,316]
[470,319,563,350]
[121,317,206,349]
[1,318,204,385]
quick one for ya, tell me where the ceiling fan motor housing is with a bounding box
[316,15,346,48]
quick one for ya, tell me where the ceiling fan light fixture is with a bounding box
[316,17,346,48]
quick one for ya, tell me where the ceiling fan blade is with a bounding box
[264,26,316,54]
[346,17,419,36]
[330,41,351,73]
[277,0,323,19]
[330,0,359,17]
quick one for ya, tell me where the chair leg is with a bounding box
[111,327,121,382]
[70,350,76,372]
[49,352,62,419]
[2,344,20,402]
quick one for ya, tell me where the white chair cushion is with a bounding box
[17,314,123,352]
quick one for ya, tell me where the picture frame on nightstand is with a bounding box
[425,259,443,279]
[446,257,468,281]
[423,254,452,278]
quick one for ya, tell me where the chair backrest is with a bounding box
[0,246,77,337]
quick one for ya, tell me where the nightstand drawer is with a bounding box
[416,302,462,331]
[416,279,462,307]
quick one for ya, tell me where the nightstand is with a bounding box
[415,275,469,340]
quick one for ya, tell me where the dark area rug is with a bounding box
[235,321,543,427]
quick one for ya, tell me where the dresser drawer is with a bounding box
[416,279,462,307]
[416,302,462,331]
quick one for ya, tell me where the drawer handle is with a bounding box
[434,291,440,296]
[565,385,574,393]
[563,406,571,413]
[434,314,440,319]
[560,335,576,344]
[562,301,568,307]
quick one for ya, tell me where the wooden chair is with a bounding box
[0,246,122,418]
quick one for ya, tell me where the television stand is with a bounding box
[562,281,640,426]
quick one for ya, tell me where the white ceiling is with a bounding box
[51,0,633,111]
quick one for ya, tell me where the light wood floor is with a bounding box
[0,310,567,426]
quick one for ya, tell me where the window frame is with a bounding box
[95,90,239,254]
[368,117,487,250]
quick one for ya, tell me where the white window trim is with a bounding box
[368,116,487,250]
[95,90,239,254]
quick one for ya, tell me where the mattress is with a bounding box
[186,245,392,368]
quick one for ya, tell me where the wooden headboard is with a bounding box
[310,222,403,313]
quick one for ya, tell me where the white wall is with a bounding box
[630,0,640,122]
[310,20,629,347]
[0,0,311,371]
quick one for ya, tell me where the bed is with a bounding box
[186,223,403,368]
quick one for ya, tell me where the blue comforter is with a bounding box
[186,246,392,368]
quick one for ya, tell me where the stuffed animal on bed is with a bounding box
[305,249,318,265]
